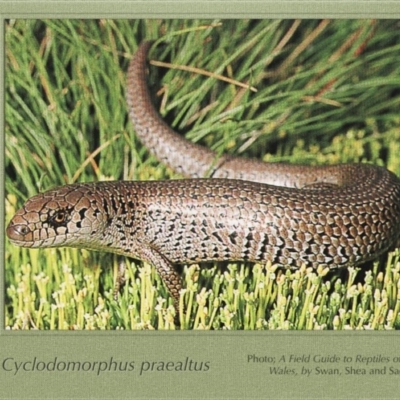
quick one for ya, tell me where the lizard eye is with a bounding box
[50,210,68,226]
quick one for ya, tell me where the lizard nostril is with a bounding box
[6,223,31,241]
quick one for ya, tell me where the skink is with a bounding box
[7,41,400,316]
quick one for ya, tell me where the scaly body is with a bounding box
[7,41,400,314]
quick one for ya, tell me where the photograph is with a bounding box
[5,18,400,331]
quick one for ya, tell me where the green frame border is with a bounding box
[2,1,400,18]
[2,2,400,399]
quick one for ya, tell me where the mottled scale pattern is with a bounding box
[7,41,400,312]
[7,172,400,270]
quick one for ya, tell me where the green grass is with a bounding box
[5,19,400,330]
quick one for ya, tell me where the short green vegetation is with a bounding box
[5,19,400,329]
